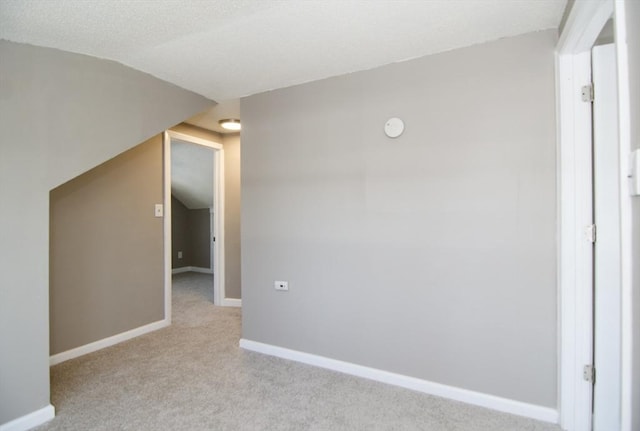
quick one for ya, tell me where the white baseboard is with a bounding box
[172,267,191,274]
[172,266,213,274]
[50,319,170,366]
[190,266,213,274]
[0,404,54,431]
[239,339,558,424]
[222,298,241,307]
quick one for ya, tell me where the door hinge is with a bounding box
[581,84,594,102]
[585,224,597,243]
[583,364,596,383]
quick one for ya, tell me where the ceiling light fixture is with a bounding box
[218,118,241,131]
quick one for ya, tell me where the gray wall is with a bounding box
[50,136,164,355]
[171,124,242,300]
[624,0,640,428]
[0,40,212,425]
[171,196,210,269]
[223,134,242,300]
[172,196,191,268]
[189,208,211,269]
[241,30,557,407]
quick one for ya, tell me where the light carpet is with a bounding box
[36,272,560,431]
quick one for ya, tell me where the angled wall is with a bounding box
[0,40,212,426]
[241,30,557,408]
[50,136,164,356]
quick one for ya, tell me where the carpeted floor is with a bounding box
[36,272,561,431]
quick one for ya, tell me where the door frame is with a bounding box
[163,130,226,316]
[556,1,632,430]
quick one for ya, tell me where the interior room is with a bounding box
[0,1,638,431]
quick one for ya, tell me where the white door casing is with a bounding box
[592,42,622,431]
[557,1,632,430]
[163,130,226,314]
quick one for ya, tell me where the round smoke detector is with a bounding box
[384,117,404,138]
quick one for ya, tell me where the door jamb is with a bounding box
[163,130,226,315]
[556,1,632,430]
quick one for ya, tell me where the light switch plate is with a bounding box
[154,204,164,217]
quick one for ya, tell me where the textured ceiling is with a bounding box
[0,0,566,102]
[171,139,214,210]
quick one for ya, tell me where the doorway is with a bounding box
[163,130,225,320]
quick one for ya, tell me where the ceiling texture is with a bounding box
[1,0,567,210]
[1,0,567,103]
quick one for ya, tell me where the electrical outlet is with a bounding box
[274,281,288,291]
[178,251,183,259]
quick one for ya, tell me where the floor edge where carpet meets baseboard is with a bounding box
[238,339,558,424]
[0,404,55,431]
[172,266,212,275]
[49,319,169,366]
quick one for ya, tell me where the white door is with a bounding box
[592,43,621,431]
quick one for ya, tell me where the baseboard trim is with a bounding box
[222,298,241,307]
[50,319,170,366]
[0,404,54,431]
[190,266,213,274]
[239,339,558,424]
[172,267,191,274]
[172,266,213,274]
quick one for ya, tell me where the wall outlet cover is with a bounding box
[274,281,289,291]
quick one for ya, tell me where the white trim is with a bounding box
[556,1,634,429]
[557,0,613,53]
[171,266,191,274]
[168,130,223,150]
[210,207,215,277]
[613,2,632,430]
[213,147,226,306]
[221,298,241,307]
[556,50,595,431]
[165,130,227,309]
[239,339,557,424]
[171,266,213,275]
[49,319,169,366]
[163,131,173,324]
[0,405,54,431]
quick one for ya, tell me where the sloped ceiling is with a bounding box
[0,0,566,102]
[171,139,214,210]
